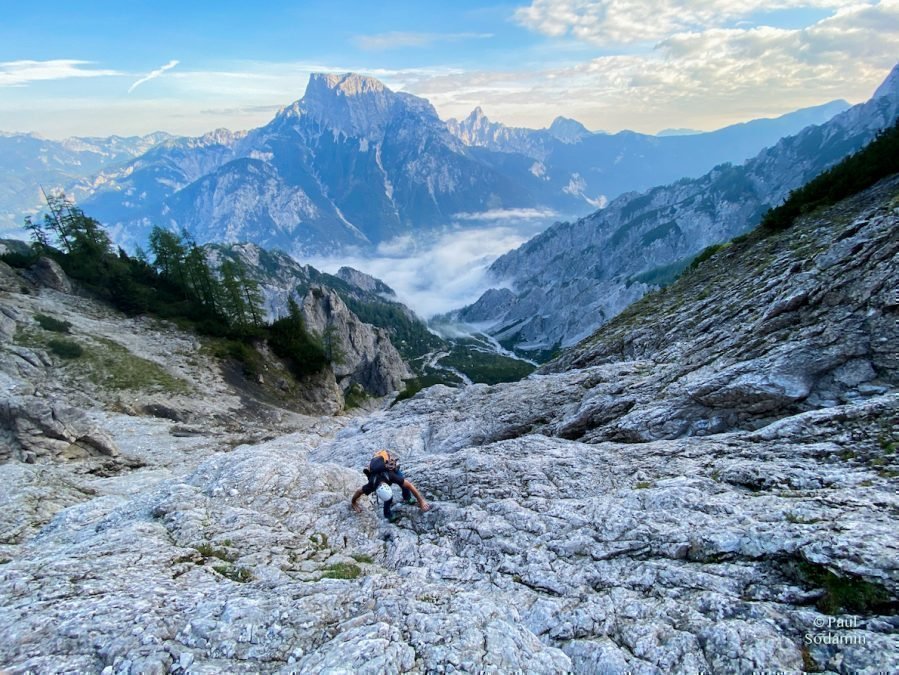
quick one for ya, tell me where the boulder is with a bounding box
[31,257,72,293]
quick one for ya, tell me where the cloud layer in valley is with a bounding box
[306,215,554,319]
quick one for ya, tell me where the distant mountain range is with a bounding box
[1,74,850,256]
[0,131,174,233]
[452,64,899,356]
[444,99,850,204]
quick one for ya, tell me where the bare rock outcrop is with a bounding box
[300,286,412,396]
[29,256,72,293]
[1,395,119,463]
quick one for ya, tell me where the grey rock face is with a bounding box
[300,286,412,396]
[1,396,119,463]
[29,257,72,293]
[335,266,396,297]
[546,177,899,441]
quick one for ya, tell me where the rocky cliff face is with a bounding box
[299,285,412,396]
[459,64,899,353]
[0,175,896,672]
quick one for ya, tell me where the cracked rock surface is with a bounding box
[0,179,897,673]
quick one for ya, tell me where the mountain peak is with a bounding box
[306,72,388,98]
[296,72,402,140]
[872,63,899,100]
[547,116,590,143]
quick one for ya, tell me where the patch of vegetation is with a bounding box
[344,383,369,410]
[630,257,693,287]
[634,481,652,489]
[439,342,536,385]
[48,338,83,359]
[685,241,731,274]
[350,553,374,564]
[76,337,190,393]
[393,376,432,405]
[194,543,235,562]
[19,195,336,386]
[760,120,899,233]
[208,338,263,378]
[34,313,71,333]
[309,532,329,551]
[321,562,362,580]
[792,561,895,615]
[800,645,820,673]
[0,239,38,268]
[268,297,328,378]
[212,564,253,583]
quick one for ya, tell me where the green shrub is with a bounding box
[48,338,83,359]
[34,313,71,333]
[761,120,899,233]
[322,562,361,580]
[212,564,253,583]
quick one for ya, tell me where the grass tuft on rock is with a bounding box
[194,543,235,562]
[322,562,362,580]
[212,564,253,583]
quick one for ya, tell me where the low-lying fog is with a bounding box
[307,209,563,319]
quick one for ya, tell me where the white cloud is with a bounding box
[452,207,558,221]
[404,1,899,132]
[305,221,552,318]
[0,60,120,87]
[354,32,494,51]
[513,0,863,46]
[128,60,179,93]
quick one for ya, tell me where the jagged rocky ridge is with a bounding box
[0,173,896,672]
[74,74,569,254]
[459,64,899,354]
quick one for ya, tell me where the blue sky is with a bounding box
[1,0,896,138]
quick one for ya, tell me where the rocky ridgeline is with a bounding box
[0,180,898,673]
